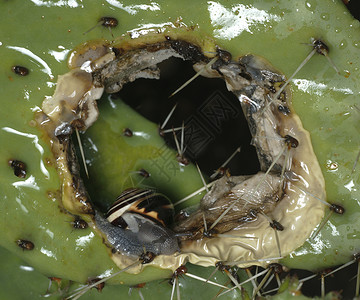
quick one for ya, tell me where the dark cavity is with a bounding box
[114,57,261,177]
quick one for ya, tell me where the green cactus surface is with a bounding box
[1,0,360,299]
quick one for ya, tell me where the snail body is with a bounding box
[95,188,179,257]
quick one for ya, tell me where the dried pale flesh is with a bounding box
[39,33,326,273]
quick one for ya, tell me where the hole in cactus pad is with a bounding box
[114,57,260,177]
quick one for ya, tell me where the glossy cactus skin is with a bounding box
[1,0,360,299]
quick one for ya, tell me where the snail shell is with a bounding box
[95,188,179,257]
[106,188,174,229]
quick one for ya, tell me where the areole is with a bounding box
[37,28,326,275]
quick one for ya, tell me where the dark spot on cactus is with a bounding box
[158,128,165,137]
[175,265,188,276]
[176,154,189,166]
[83,16,118,36]
[285,135,299,148]
[219,167,230,176]
[353,253,360,261]
[313,39,329,56]
[140,251,156,264]
[213,167,230,180]
[99,17,118,29]
[330,204,345,215]
[139,168,150,178]
[269,263,283,274]
[267,85,277,94]
[215,262,240,282]
[132,282,146,289]
[270,220,284,231]
[44,277,63,296]
[72,217,88,229]
[169,265,187,285]
[16,239,34,250]
[123,128,133,137]
[48,277,62,285]
[8,159,27,178]
[215,261,230,271]
[12,65,29,76]
[278,105,291,115]
[87,278,105,292]
[217,49,232,64]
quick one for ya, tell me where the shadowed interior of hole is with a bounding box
[236,264,357,298]
[288,263,358,299]
[115,57,260,177]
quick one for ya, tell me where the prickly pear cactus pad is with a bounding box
[0,0,360,299]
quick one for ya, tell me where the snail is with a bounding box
[95,188,180,257]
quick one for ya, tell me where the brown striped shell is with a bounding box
[106,188,175,230]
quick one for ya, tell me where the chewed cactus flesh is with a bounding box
[1,0,360,299]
